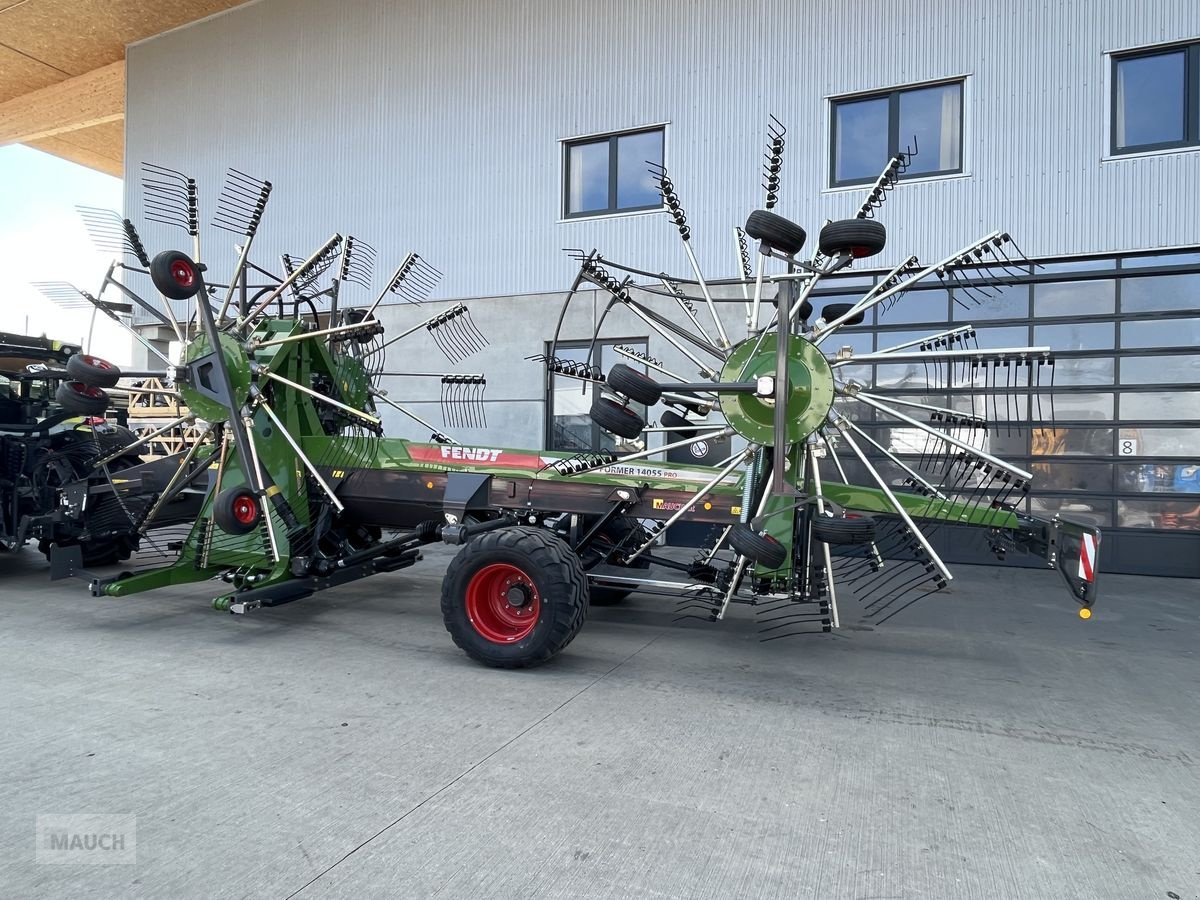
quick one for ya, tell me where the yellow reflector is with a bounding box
[1079,607,1092,620]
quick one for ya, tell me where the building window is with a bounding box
[830,81,963,186]
[1112,43,1199,154]
[546,340,647,451]
[563,128,664,218]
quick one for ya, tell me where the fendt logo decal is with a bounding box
[440,446,503,462]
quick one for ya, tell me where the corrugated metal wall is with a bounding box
[125,0,1200,308]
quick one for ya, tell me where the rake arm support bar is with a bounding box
[829,415,954,584]
[255,397,346,512]
[258,369,381,426]
[853,393,1033,481]
[241,233,342,326]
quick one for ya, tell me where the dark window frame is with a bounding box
[829,79,965,187]
[1111,42,1200,155]
[562,127,665,219]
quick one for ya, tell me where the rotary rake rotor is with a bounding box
[46,164,490,588]
[544,119,1100,637]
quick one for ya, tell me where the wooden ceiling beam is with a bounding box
[0,59,124,144]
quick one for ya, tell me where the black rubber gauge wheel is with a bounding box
[212,487,262,536]
[812,515,877,545]
[820,303,865,326]
[150,250,203,300]
[606,364,662,405]
[728,523,788,569]
[55,381,109,416]
[818,219,887,259]
[745,210,807,257]
[66,354,122,388]
[590,398,645,439]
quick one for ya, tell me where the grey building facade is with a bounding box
[123,0,1200,576]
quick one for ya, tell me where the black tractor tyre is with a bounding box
[150,249,203,300]
[606,364,662,406]
[812,515,877,545]
[212,487,262,536]
[66,354,122,388]
[820,302,865,327]
[585,516,652,606]
[729,523,788,569]
[55,381,109,416]
[818,219,887,259]
[590,397,645,439]
[745,210,807,257]
[441,526,589,668]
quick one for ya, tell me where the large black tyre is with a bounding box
[818,219,887,259]
[55,381,109,416]
[585,516,652,606]
[442,526,588,668]
[66,354,121,388]
[150,249,203,300]
[590,397,645,439]
[820,302,865,326]
[212,487,261,535]
[728,523,787,569]
[745,210,807,257]
[812,514,877,545]
[606,364,662,405]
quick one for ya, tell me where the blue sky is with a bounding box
[0,145,132,362]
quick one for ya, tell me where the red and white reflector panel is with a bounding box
[1077,532,1097,583]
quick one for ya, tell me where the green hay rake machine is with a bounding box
[51,128,1100,667]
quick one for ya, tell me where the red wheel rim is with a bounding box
[231,493,258,526]
[170,259,196,287]
[80,354,113,369]
[464,563,541,644]
[68,381,104,398]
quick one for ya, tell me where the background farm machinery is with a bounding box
[45,129,1100,667]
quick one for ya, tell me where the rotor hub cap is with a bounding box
[719,333,835,445]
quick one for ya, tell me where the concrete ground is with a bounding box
[0,544,1196,900]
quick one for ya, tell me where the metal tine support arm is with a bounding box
[852,392,1033,481]
[649,162,730,349]
[828,413,954,584]
[94,415,195,468]
[628,446,756,562]
[806,440,840,629]
[93,260,183,341]
[257,368,381,426]
[834,415,948,499]
[240,413,281,563]
[253,395,345,513]
[812,234,1003,344]
[572,428,735,477]
[34,280,175,365]
[138,422,218,527]
[834,346,1048,366]
[659,276,717,348]
[251,317,384,349]
[378,303,469,353]
[848,389,985,425]
[876,325,975,355]
[369,387,457,444]
[241,233,343,326]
